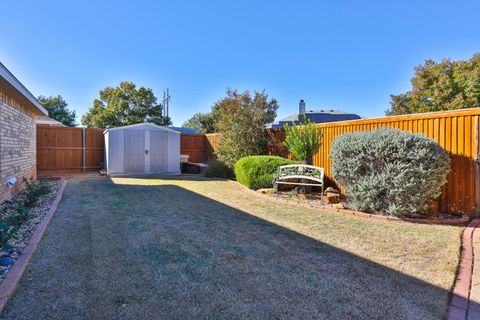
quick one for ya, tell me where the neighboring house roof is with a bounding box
[266,101,362,129]
[170,127,198,134]
[103,122,181,134]
[36,115,66,127]
[0,62,48,116]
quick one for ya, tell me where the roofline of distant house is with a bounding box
[0,62,48,116]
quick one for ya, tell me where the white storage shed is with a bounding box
[104,123,181,175]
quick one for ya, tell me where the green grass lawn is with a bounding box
[1,176,463,320]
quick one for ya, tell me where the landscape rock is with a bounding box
[333,203,346,209]
[0,257,14,266]
[256,188,274,195]
[321,194,340,204]
[324,187,340,194]
[0,179,61,282]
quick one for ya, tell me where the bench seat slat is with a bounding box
[276,175,323,183]
[275,181,323,186]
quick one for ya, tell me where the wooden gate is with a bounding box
[36,125,104,173]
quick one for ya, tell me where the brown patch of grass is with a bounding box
[1,176,463,320]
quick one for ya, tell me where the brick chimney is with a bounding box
[299,99,306,119]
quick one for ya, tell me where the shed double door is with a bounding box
[124,130,167,173]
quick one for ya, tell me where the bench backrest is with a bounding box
[276,164,324,183]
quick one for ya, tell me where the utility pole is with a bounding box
[162,89,171,125]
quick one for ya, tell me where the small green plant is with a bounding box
[22,177,51,208]
[330,127,451,216]
[4,207,30,225]
[234,156,298,189]
[204,159,235,179]
[0,221,14,251]
[283,116,323,164]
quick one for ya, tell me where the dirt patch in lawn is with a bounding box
[0,176,463,320]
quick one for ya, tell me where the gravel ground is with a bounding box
[0,179,61,281]
[0,176,463,320]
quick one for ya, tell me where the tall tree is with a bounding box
[182,112,215,133]
[81,81,170,128]
[387,54,480,115]
[214,89,279,166]
[38,95,77,127]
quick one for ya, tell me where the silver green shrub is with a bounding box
[330,127,450,216]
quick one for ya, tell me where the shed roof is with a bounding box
[103,122,181,134]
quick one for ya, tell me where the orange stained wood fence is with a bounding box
[36,125,105,173]
[193,108,480,217]
[180,133,219,163]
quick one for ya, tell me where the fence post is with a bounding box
[82,127,86,173]
[475,116,480,216]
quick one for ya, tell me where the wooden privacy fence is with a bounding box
[189,108,480,217]
[37,125,105,173]
[180,133,219,163]
[36,108,480,216]
[37,126,218,172]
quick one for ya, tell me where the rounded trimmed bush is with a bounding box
[330,127,450,216]
[234,156,298,189]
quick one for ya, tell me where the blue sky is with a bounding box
[1,0,479,126]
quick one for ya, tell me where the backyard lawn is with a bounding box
[1,176,463,319]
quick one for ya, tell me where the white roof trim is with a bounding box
[0,63,48,116]
[103,122,181,134]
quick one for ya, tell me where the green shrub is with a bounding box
[330,127,450,216]
[234,156,298,189]
[283,116,323,164]
[22,178,51,208]
[204,159,235,179]
[213,89,278,167]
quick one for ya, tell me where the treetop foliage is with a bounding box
[38,95,77,127]
[81,81,170,128]
[387,54,480,115]
[214,89,279,167]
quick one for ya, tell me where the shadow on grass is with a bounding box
[0,176,472,320]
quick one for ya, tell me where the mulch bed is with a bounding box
[0,179,62,282]
[251,185,469,226]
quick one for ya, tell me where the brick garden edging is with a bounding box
[447,219,480,320]
[0,179,67,313]
[229,180,470,227]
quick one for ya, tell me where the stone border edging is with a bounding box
[0,179,67,313]
[228,180,469,226]
[448,219,480,320]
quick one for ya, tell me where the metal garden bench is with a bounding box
[272,164,324,194]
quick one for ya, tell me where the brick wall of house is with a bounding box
[0,90,37,202]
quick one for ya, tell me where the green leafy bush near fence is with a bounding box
[234,156,298,189]
[204,159,235,179]
[330,127,451,216]
[283,116,323,164]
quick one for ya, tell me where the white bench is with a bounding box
[272,164,324,194]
